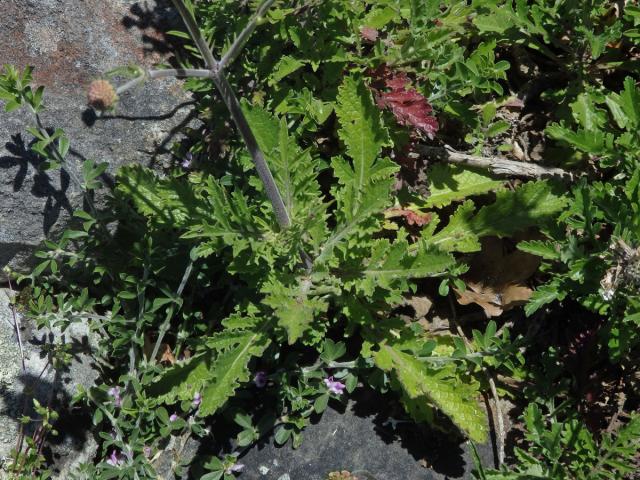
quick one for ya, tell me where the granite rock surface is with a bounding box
[0,288,100,475]
[0,0,196,281]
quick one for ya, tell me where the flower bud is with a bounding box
[87,79,117,110]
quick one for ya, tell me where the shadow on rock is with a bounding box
[0,373,91,455]
[180,387,493,480]
[0,133,73,235]
[122,0,185,62]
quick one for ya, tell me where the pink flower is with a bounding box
[169,413,178,422]
[360,26,379,42]
[253,371,267,388]
[181,152,193,169]
[108,386,122,408]
[106,450,123,467]
[324,376,346,395]
[226,463,245,474]
[192,391,202,408]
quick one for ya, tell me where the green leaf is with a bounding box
[427,181,567,253]
[333,75,394,217]
[424,164,503,208]
[570,93,606,131]
[374,344,488,442]
[269,55,306,85]
[605,76,640,129]
[321,339,346,363]
[486,120,510,137]
[313,393,329,413]
[350,239,455,297]
[274,426,291,445]
[517,240,560,260]
[242,103,326,245]
[149,315,272,416]
[199,328,271,416]
[262,278,328,344]
[525,282,565,316]
[363,6,397,29]
[546,122,612,154]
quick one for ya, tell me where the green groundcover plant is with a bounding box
[1,0,639,479]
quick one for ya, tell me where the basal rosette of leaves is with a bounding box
[119,74,542,442]
[4,0,640,478]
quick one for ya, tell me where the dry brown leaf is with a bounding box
[142,331,176,365]
[454,236,538,317]
[158,343,176,365]
[406,295,433,319]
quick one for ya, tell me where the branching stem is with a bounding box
[169,0,217,68]
[166,0,291,229]
[218,0,278,71]
[211,71,291,227]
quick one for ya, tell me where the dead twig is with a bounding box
[418,145,575,181]
[6,276,26,372]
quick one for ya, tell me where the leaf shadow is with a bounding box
[0,133,73,235]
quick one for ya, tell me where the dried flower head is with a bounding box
[88,79,117,110]
[328,471,359,480]
[360,26,379,42]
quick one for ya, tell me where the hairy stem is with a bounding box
[169,0,291,229]
[218,0,278,71]
[169,0,217,68]
[211,71,291,227]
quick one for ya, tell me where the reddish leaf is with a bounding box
[360,26,379,42]
[376,74,439,139]
[386,208,432,227]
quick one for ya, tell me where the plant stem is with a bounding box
[218,0,278,71]
[115,69,213,96]
[6,277,26,372]
[149,259,194,363]
[169,0,218,69]
[169,0,291,229]
[211,71,291,228]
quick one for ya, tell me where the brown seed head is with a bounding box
[328,472,359,480]
[87,79,117,110]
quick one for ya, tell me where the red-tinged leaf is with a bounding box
[360,26,379,42]
[375,73,439,139]
[386,208,432,227]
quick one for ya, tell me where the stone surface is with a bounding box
[218,389,495,480]
[0,0,197,280]
[0,288,100,474]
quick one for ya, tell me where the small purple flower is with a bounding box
[108,386,122,408]
[106,450,123,467]
[225,463,245,474]
[253,371,267,388]
[181,152,193,169]
[169,413,179,422]
[143,445,152,458]
[192,392,202,408]
[324,376,346,395]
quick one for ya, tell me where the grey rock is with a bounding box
[219,389,495,480]
[0,0,197,280]
[0,288,100,475]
